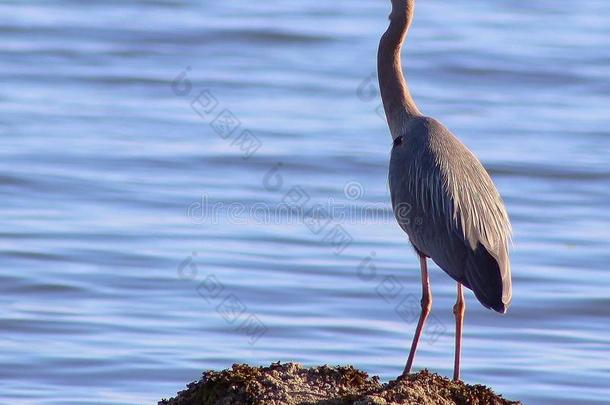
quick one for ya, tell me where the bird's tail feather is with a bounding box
[464,244,509,313]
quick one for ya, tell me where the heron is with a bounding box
[378,0,512,381]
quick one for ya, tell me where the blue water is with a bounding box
[1,1,609,404]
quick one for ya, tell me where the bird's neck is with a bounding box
[378,0,421,138]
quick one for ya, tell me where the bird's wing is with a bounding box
[389,117,512,312]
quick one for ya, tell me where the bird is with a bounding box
[378,0,512,381]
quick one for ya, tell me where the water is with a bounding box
[1,0,609,404]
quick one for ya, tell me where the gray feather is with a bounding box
[389,116,512,312]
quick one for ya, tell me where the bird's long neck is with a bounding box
[378,0,421,138]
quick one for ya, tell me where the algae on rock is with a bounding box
[159,362,520,405]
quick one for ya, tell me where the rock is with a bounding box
[354,395,388,405]
[159,362,521,405]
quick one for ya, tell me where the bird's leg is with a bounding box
[402,256,431,376]
[453,282,465,381]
